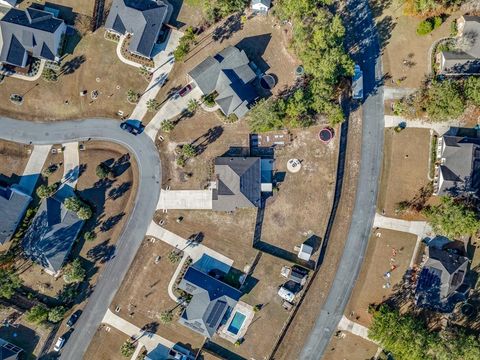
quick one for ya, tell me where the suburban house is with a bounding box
[22,194,84,276]
[188,46,259,118]
[104,0,170,59]
[212,156,273,211]
[434,135,480,196]
[251,0,271,13]
[0,338,23,360]
[177,266,243,338]
[0,0,17,8]
[437,16,480,74]
[415,243,470,312]
[0,7,67,68]
[0,185,31,245]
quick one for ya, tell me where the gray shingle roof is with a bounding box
[252,0,271,7]
[104,0,169,58]
[0,7,66,67]
[438,135,480,195]
[440,16,480,73]
[0,337,23,360]
[178,267,242,338]
[0,186,31,245]
[188,46,258,118]
[416,246,469,307]
[22,192,84,274]
[212,157,261,211]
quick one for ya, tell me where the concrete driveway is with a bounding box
[157,189,213,210]
[15,144,50,196]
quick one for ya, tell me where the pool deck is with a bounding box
[218,302,255,343]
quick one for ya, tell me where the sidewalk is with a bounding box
[15,144,51,195]
[102,309,174,354]
[337,315,373,341]
[384,115,459,135]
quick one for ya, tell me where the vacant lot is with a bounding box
[111,238,205,349]
[345,228,417,327]
[0,30,146,121]
[323,332,379,360]
[84,325,130,360]
[375,1,457,88]
[0,140,31,186]
[377,128,431,218]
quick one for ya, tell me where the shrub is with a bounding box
[146,99,160,112]
[120,340,135,357]
[202,93,216,107]
[187,99,198,113]
[0,269,21,299]
[42,164,58,177]
[176,156,186,167]
[64,196,83,212]
[95,163,110,179]
[417,19,433,35]
[36,183,58,199]
[159,310,173,324]
[77,206,93,220]
[63,259,86,284]
[48,306,66,323]
[42,68,58,82]
[25,305,49,324]
[464,76,480,106]
[84,231,97,242]
[182,144,196,158]
[160,120,175,132]
[425,80,465,121]
[126,89,140,104]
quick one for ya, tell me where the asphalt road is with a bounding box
[299,0,385,358]
[0,117,161,360]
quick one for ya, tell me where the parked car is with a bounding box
[352,64,363,100]
[53,337,65,352]
[178,84,192,97]
[66,310,82,327]
[120,119,144,135]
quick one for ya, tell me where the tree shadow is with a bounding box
[107,181,132,200]
[86,239,116,264]
[369,0,393,18]
[212,13,243,43]
[100,212,126,232]
[235,33,272,74]
[190,126,224,155]
[111,153,131,177]
[60,55,86,76]
[377,16,396,53]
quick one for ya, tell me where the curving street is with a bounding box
[300,0,385,358]
[0,117,161,360]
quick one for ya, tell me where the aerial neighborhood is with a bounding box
[0,0,480,360]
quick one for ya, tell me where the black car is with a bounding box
[66,310,82,327]
[120,119,144,135]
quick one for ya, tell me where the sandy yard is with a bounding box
[0,140,32,186]
[345,229,417,328]
[261,126,337,260]
[0,30,146,121]
[111,239,205,349]
[375,1,458,88]
[323,332,379,360]
[84,325,131,360]
[377,128,432,218]
[159,208,258,272]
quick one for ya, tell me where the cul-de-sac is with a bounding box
[0,1,480,359]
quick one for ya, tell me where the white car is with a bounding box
[53,337,65,352]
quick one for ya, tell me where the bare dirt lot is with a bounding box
[345,228,417,327]
[323,332,379,360]
[0,30,146,121]
[377,128,431,218]
[84,325,130,360]
[375,1,457,88]
[0,140,31,186]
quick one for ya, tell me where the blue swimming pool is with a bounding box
[227,312,246,335]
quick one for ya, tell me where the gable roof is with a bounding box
[440,16,480,73]
[188,46,258,118]
[22,193,84,274]
[212,157,261,211]
[416,245,469,310]
[0,186,31,245]
[0,338,22,360]
[0,0,18,7]
[438,135,480,195]
[178,267,242,338]
[0,7,65,67]
[104,0,169,58]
